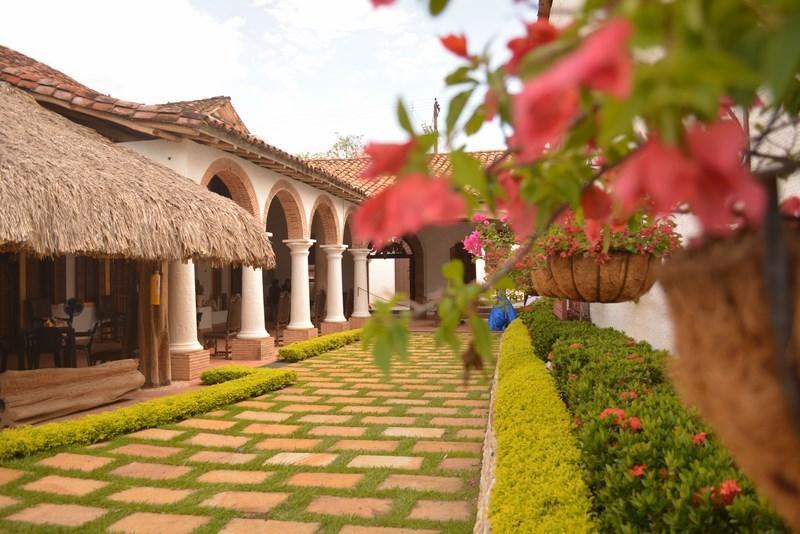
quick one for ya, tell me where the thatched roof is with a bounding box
[0,82,275,268]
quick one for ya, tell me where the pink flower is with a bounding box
[512,76,580,162]
[692,432,707,446]
[361,141,415,179]
[472,213,488,223]
[354,174,466,249]
[497,172,538,240]
[505,19,559,75]
[630,464,647,477]
[581,185,613,220]
[462,231,484,256]
[370,0,395,7]
[781,196,800,217]
[440,34,469,58]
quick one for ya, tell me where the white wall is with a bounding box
[417,222,474,301]
[368,259,396,304]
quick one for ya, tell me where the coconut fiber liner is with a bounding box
[660,224,800,530]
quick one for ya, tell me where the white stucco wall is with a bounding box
[417,222,474,301]
[368,259,396,304]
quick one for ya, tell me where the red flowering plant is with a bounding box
[463,213,535,292]
[357,0,800,365]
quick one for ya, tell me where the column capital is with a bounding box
[348,248,371,259]
[320,244,348,256]
[283,238,315,252]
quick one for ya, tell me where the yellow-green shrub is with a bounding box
[201,365,259,384]
[278,329,361,362]
[490,319,595,534]
[0,367,295,460]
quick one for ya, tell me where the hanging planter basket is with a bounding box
[659,223,800,531]
[530,252,658,303]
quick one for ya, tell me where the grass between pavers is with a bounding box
[0,334,496,534]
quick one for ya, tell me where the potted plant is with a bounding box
[530,212,680,302]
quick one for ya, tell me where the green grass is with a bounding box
[0,335,496,533]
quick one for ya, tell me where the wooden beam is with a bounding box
[18,252,25,328]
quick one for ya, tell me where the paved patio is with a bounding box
[0,334,492,533]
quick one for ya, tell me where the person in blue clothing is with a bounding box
[487,290,517,331]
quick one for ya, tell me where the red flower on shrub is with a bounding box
[630,464,647,477]
[568,373,578,381]
[599,407,626,425]
[714,479,742,507]
[505,19,559,74]
[627,416,643,432]
[440,34,469,59]
[573,416,583,428]
[626,354,644,363]
[569,342,583,349]
[619,390,638,400]
[361,141,415,179]
[692,432,707,446]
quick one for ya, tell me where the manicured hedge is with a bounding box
[490,319,595,533]
[278,328,361,362]
[521,300,786,532]
[0,367,296,460]
[200,365,260,385]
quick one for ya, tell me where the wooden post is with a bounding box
[137,261,171,387]
[103,259,111,295]
[18,252,26,328]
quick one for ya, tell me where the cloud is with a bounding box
[0,0,247,104]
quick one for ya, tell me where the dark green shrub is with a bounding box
[520,299,786,532]
[278,329,361,362]
[490,320,595,533]
[0,368,295,460]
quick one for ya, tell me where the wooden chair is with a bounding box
[205,294,241,359]
[74,322,99,366]
[274,293,291,346]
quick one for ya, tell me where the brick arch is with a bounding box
[309,195,340,245]
[342,206,367,248]
[264,180,307,241]
[200,158,259,218]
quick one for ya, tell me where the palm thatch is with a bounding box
[0,82,274,268]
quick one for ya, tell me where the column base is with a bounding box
[348,316,371,329]
[283,327,318,345]
[230,337,276,361]
[321,320,351,335]
[170,349,210,381]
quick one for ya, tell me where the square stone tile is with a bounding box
[37,452,113,472]
[306,496,392,518]
[197,469,272,485]
[340,405,390,413]
[430,417,485,427]
[378,474,463,493]
[313,388,357,396]
[407,407,458,416]
[206,410,229,417]
[220,519,320,534]
[443,399,487,407]
[423,392,468,398]
[438,457,480,470]
[329,439,400,452]
[330,396,375,405]
[201,491,289,514]
[112,462,191,480]
[255,438,322,451]
[384,398,429,406]
[347,455,423,470]
[0,495,18,508]
[281,404,334,413]
[264,452,337,467]
[286,472,363,489]
[7,503,107,527]
[186,432,249,448]
[129,428,186,441]
[409,499,472,521]
[0,467,25,486]
[274,394,322,403]
[362,416,417,426]
[367,391,410,398]
[382,427,445,438]
[188,451,257,465]
[107,512,210,534]
[108,486,193,505]
[339,527,437,534]
[235,400,275,410]
[23,475,107,496]
[235,410,292,422]
[178,418,236,430]
[456,429,485,439]
[412,441,482,454]
[308,425,366,437]
[111,443,183,459]
[241,423,300,435]
[298,414,352,424]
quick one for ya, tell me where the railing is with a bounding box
[356,287,413,311]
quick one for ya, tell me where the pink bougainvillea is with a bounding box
[462,230,484,256]
[360,141,414,179]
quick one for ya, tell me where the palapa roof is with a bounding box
[0,82,275,268]
[307,150,506,195]
[0,45,365,203]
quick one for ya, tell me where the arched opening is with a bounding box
[308,197,339,326]
[342,214,355,319]
[264,183,307,329]
[368,235,425,307]
[449,241,477,284]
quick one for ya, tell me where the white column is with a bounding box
[321,244,348,323]
[238,266,270,339]
[168,260,203,353]
[284,239,316,329]
[350,248,371,318]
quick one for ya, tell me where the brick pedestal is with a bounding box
[283,327,318,345]
[170,349,210,381]
[230,337,276,361]
[348,317,370,329]
[320,320,351,335]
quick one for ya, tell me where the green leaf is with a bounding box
[450,149,487,197]
[763,13,800,99]
[396,99,414,134]
[446,88,474,135]
[468,313,491,360]
[442,259,465,287]
[429,0,449,16]
[445,66,477,86]
[463,104,486,136]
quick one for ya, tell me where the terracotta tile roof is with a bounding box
[0,45,365,203]
[307,150,506,195]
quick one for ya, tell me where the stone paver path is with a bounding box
[0,334,491,533]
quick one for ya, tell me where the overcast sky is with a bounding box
[1,0,540,156]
